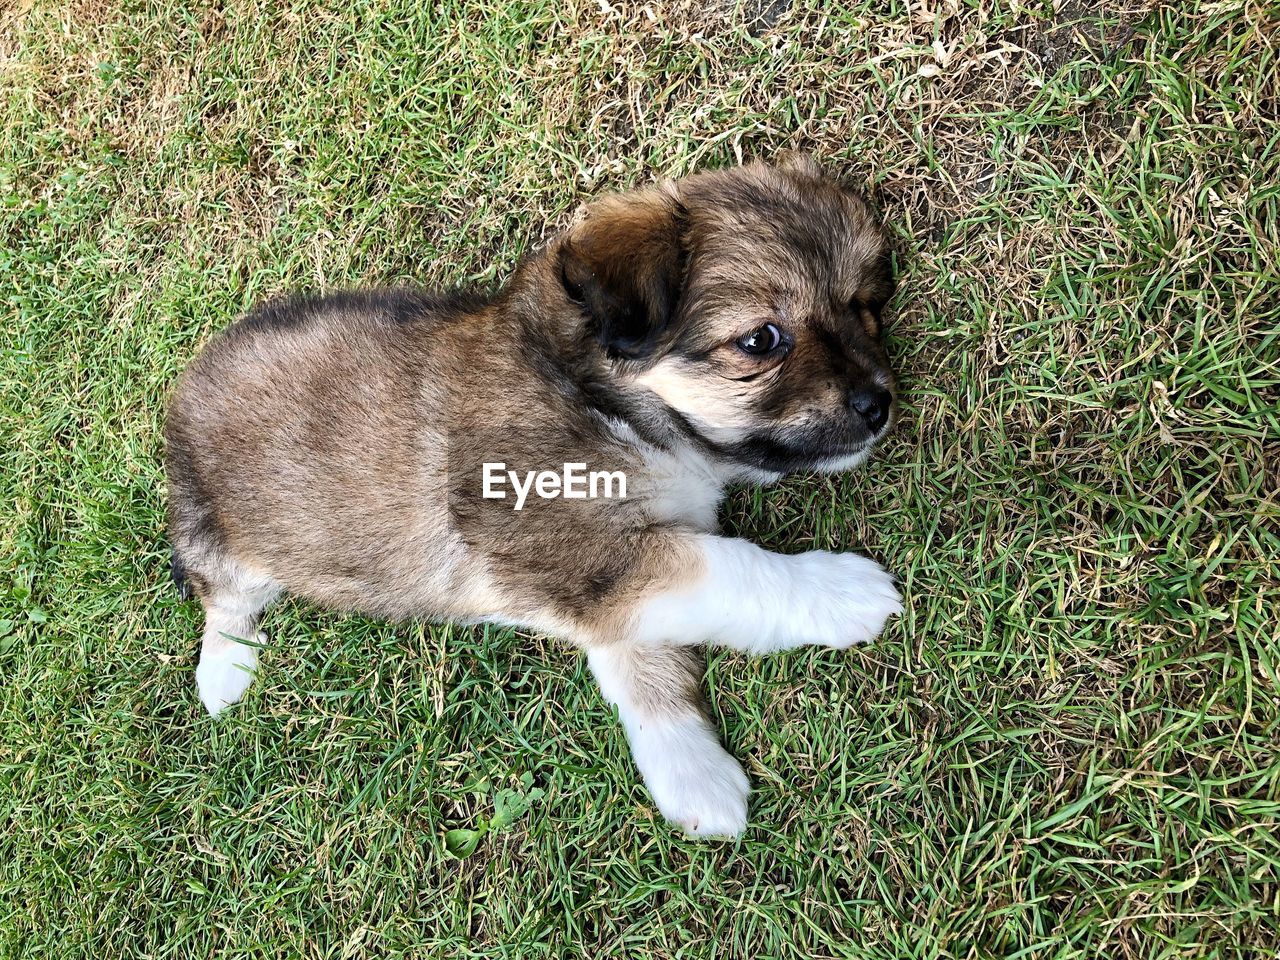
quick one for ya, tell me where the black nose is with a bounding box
[849,387,892,433]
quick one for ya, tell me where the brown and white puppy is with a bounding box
[165,155,903,838]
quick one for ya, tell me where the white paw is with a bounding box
[630,718,750,838]
[196,633,262,716]
[792,552,903,648]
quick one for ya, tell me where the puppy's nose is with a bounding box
[849,387,892,433]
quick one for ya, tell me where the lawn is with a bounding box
[2,0,1278,957]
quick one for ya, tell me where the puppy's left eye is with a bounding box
[737,323,783,355]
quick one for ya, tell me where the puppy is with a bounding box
[165,155,903,838]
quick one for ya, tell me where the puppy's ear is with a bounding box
[560,188,686,360]
[776,149,822,179]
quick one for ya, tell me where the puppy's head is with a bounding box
[559,155,897,476]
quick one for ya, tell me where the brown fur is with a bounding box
[169,160,893,639]
[166,158,899,832]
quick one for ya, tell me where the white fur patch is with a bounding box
[589,647,750,838]
[197,631,262,717]
[634,535,902,652]
[625,714,750,837]
[813,446,873,473]
[604,417,725,530]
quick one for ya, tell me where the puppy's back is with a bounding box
[165,289,485,614]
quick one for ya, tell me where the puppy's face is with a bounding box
[561,158,897,476]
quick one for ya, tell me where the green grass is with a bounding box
[2,0,1278,957]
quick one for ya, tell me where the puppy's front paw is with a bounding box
[632,719,750,838]
[794,552,903,649]
[196,633,262,716]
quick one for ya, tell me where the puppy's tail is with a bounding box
[170,550,193,600]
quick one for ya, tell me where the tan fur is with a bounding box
[166,158,900,835]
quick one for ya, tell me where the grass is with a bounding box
[1,0,1278,957]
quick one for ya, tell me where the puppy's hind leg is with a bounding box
[588,644,749,838]
[190,560,281,717]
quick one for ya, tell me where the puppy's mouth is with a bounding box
[707,423,885,475]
